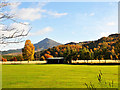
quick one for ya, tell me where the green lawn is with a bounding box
[2,64,118,88]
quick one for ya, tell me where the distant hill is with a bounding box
[2,33,120,55]
[2,49,22,55]
[65,42,78,45]
[34,38,61,51]
[64,33,120,49]
[83,33,120,49]
[65,41,90,46]
[37,33,120,60]
[2,38,62,55]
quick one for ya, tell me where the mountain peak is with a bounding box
[44,38,49,40]
[34,38,61,51]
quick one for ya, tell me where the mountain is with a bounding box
[2,33,120,55]
[37,33,120,60]
[34,38,61,51]
[2,38,62,55]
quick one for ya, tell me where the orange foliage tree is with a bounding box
[44,54,53,59]
[2,58,7,62]
[22,40,35,61]
[46,51,51,54]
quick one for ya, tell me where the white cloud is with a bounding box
[0,42,24,51]
[0,22,30,50]
[108,2,117,6]
[48,11,68,17]
[107,22,115,26]
[72,31,75,35]
[0,22,30,38]
[82,13,95,17]
[9,2,21,9]
[89,13,95,16]
[15,8,44,21]
[9,3,68,21]
[10,7,46,21]
[100,32,111,37]
[0,24,5,30]
[29,27,53,36]
[38,2,48,8]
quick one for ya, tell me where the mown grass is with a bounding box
[2,64,118,88]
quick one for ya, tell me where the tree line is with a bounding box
[35,35,120,63]
[2,34,120,62]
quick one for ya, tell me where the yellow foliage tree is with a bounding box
[41,56,45,61]
[22,40,35,61]
[110,55,113,60]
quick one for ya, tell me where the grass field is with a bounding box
[2,64,118,88]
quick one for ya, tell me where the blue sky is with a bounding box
[1,2,118,50]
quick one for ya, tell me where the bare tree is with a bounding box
[0,0,31,44]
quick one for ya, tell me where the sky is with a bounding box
[0,2,118,51]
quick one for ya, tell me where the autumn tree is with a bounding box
[35,46,40,60]
[115,39,120,54]
[0,1,31,60]
[90,49,94,60]
[22,40,35,61]
[0,1,31,44]
[2,57,7,62]
[11,57,17,61]
[46,51,51,54]
[44,54,53,59]
[41,56,45,61]
[17,54,24,61]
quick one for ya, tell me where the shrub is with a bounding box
[16,55,24,61]
[2,58,7,62]
[13,57,17,61]
[10,57,17,61]
[84,70,114,88]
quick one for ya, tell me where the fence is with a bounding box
[72,60,120,64]
[0,61,46,64]
[0,60,119,64]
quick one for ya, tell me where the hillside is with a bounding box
[83,33,120,49]
[2,33,120,57]
[2,38,61,55]
[2,49,22,55]
[36,33,120,61]
[65,41,90,46]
